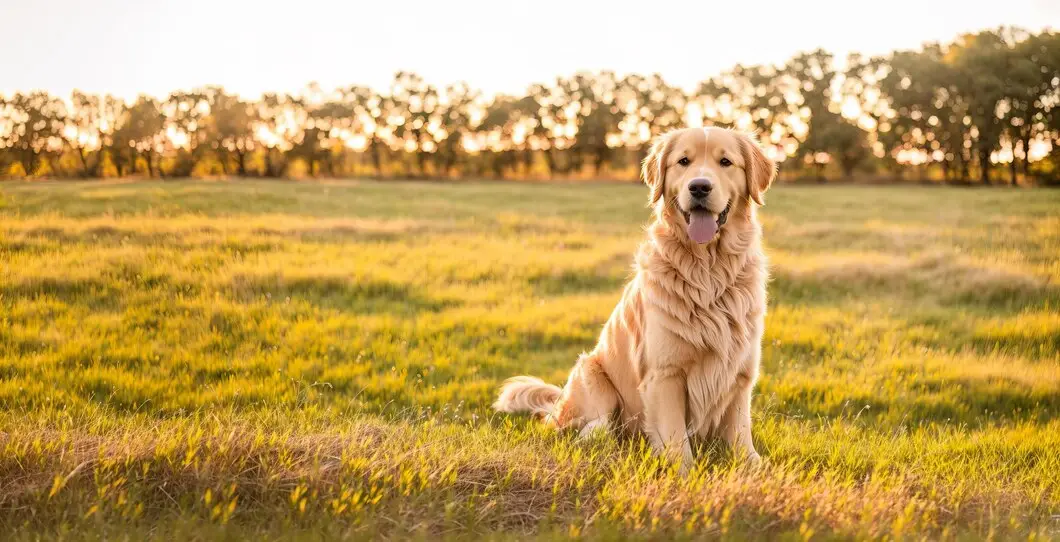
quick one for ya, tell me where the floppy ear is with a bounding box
[738,133,777,206]
[641,133,673,205]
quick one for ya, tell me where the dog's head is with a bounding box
[642,127,776,244]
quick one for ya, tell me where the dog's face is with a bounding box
[642,127,776,244]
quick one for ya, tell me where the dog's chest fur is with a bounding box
[629,217,767,433]
[635,219,767,365]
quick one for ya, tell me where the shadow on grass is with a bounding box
[0,276,123,311]
[770,261,1057,315]
[768,376,1060,427]
[529,269,627,297]
[528,252,632,297]
[227,273,457,316]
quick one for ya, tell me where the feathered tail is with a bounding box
[492,376,562,417]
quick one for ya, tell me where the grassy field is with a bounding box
[0,179,1058,540]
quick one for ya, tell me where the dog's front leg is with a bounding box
[717,373,760,463]
[718,329,763,464]
[641,367,694,471]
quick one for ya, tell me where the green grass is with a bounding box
[0,179,1058,540]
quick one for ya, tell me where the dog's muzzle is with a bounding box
[682,198,732,244]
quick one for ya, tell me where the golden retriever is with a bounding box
[493,127,776,469]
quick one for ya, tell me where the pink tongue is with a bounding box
[687,209,718,244]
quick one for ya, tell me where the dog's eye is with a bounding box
[676,157,690,167]
[720,157,733,167]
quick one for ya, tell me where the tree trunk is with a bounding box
[92,147,105,178]
[416,149,428,177]
[187,144,201,177]
[543,149,555,179]
[1009,156,1018,186]
[46,156,61,178]
[1019,132,1032,181]
[978,145,991,184]
[371,142,383,178]
[275,155,287,178]
[76,147,91,178]
[520,149,533,177]
[113,149,125,177]
[219,152,229,176]
[19,148,37,177]
[237,150,247,177]
[593,150,606,176]
[264,148,275,177]
[570,152,584,177]
[440,144,456,178]
[144,150,155,178]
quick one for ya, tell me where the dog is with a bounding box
[493,127,776,469]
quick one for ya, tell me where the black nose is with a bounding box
[688,178,713,199]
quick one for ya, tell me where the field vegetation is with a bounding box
[0,179,1058,540]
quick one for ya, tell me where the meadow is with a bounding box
[0,179,1058,540]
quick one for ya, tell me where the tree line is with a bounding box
[1,27,1057,184]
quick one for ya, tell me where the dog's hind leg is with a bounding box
[556,352,620,438]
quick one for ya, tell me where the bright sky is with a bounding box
[2,0,1057,101]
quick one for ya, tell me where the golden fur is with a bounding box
[494,127,776,468]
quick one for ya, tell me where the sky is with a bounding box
[1,0,1057,101]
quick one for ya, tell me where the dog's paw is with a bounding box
[741,451,768,471]
[577,417,611,440]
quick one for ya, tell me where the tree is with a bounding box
[435,83,480,177]
[784,50,839,175]
[873,46,967,181]
[1002,31,1060,183]
[2,28,1057,183]
[699,64,799,144]
[479,95,523,177]
[64,92,125,178]
[255,93,296,177]
[559,72,622,175]
[287,83,350,177]
[386,72,439,176]
[164,88,217,177]
[0,91,67,177]
[66,91,102,177]
[824,118,871,178]
[522,82,566,177]
[112,96,164,177]
[950,30,1014,184]
[617,73,685,157]
[339,86,389,177]
[287,98,329,177]
[211,91,257,176]
[842,55,901,175]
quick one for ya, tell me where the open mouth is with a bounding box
[681,199,732,244]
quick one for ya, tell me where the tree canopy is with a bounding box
[1,27,1057,184]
